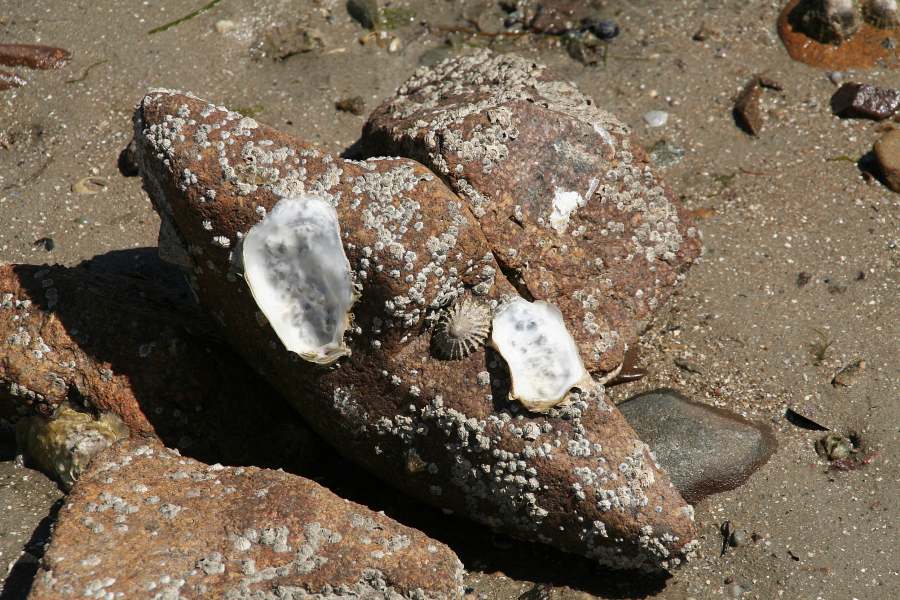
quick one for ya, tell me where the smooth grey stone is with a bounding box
[619,389,777,503]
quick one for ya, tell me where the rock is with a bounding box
[618,389,777,503]
[28,439,465,599]
[0,263,321,485]
[335,95,366,115]
[0,43,71,70]
[347,0,381,30]
[791,0,861,43]
[831,82,900,119]
[643,110,669,128]
[873,128,900,191]
[583,18,620,40]
[133,89,699,571]
[831,358,867,386]
[214,19,236,34]
[362,50,701,375]
[733,78,764,136]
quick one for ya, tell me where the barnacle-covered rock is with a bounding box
[0,263,320,484]
[28,439,465,599]
[361,50,702,376]
[133,89,698,571]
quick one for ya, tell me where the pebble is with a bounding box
[831,82,900,120]
[873,129,900,192]
[214,20,236,34]
[734,77,765,135]
[347,0,381,30]
[643,110,669,127]
[583,18,620,40]
[618,389,777,503]
[335,96,366,116]
[728,529,748,547]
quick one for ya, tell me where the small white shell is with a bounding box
[242,194,354,364]
[431,297,491,359]
[491,298,589,412]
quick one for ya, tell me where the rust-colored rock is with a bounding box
[0,263,320,479]
[831,82,900,119]
[361,50,702,375]
[28,439,464,599]
[133,88,699,571]
[0,44,71,70]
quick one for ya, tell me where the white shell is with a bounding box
[432,297,491,359]
[242,194,353,364]
[491,298,589,412]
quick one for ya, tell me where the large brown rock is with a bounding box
[0,263,319,484]
[361,50,702,375]
[28,439,464,599]
[133,88,698,570]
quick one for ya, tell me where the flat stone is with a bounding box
[831,82,900,119]
[618,389,777,503]
[0,264,322,486]
[873,128,900,191]
[28,439,465,599]
[362,50,702,375]
[133,89,699,571]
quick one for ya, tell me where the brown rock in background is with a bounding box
[28,439,465,599]
[0,263,320,482]
[133,89,698,571]
[361,50,702,375]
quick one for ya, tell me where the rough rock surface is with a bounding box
[618,389,777,504]
[0,264,319,480]
[28,439,464,599]
[831,82,900,120]
[873,128,900,192]
[361,50,702,374]
[133,88,698,571]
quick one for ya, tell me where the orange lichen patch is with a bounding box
[778,0,900,69]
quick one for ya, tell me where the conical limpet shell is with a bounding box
[431,297,491,359]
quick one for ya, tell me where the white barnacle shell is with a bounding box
[491,298,590,412]
[431,297,491,359]
[242,193,354,364]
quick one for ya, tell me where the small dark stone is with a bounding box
[831,82,900,120]
[33,237,54,251]
[729,529,748,547]
[648,139,685,167]
[619,389,777,503]
[117,140,139,177]
[335,96,366,115]
[582,18,620,40]
[347,0,381,30]
[796,271,812,287]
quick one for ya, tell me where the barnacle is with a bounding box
[431,297,491,359]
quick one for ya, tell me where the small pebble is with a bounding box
[347,0,381,30]
[873,129,900,192]
[583,18,620,40]
[643,110,669,127]
[729,529,748,547]
[335,96,366,115]
[831,82,900,120]
[215,20,236,34]
[33,237,55,251]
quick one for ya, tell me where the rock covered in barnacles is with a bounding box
[133,90,698,571]
[0,263,321,485]
[28,439,465,600]
[361,50,702,375]
[491,298,590,412]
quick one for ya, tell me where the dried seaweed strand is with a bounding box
[148,0,223,35]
